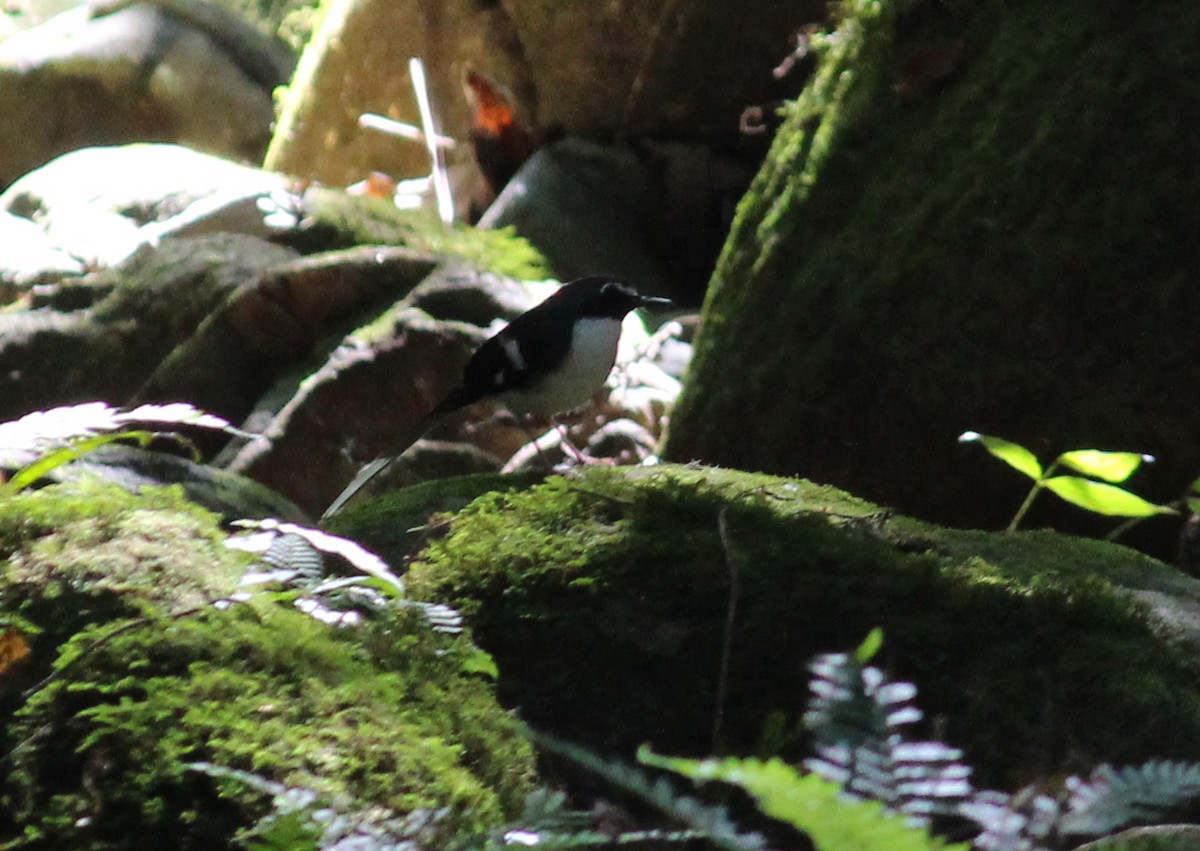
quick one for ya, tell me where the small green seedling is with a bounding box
[958,431,1175,533]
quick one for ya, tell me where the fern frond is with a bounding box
[188,762,448,850]
[0,402,238,451]
[261,532,327,582]
[231,519,406,597]
[1060,762,1200,837]
[536,735,767,851]
[960,788,1060,851]
[0,402,247,495]
[228,522,463,633]
[801,645,1200,850]
[803,652,973,822]
[805,652,921,749]
[641,750,966,851]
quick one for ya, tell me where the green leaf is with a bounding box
[1058,450,1152,483]
[459,647,499,679]
[958,432,1043,480]
[639,750,963,851]
[0,430,155,496]
[854,628,884,664]
[1041,477,1175,518]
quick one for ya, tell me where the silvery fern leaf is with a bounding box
[960,788,1060,851]
[0,401,239,451]
[804,652,973,823]
[1060,761,1200,836]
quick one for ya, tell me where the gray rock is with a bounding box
[0,143,291,268]
[0,1,294,186]
[0,233,298,423]
[0,210,85,291]
[39,443,310,522]
[477,139,671,291]
[1073,825,1200,850]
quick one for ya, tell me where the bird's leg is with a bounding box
[519,419,551,468]
[553,420,589,464]
[509,416,588,469]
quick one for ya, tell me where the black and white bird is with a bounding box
[322,276,672,519]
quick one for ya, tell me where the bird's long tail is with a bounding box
[320,408,451,521]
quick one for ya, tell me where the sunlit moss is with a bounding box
[302,188,549,281]
[406,464,1200,789]
[0,479,534,847]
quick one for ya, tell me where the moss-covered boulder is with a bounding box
[0,479,534,848]
[403,464,1200,790]
[662,0,1200,554]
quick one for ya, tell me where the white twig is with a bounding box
[358,112,457,150]
[409,57,455,225]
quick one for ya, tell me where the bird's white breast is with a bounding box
[503,317,623,416]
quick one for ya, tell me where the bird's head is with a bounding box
[556,276,673,320]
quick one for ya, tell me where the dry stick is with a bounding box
[713,506,740,750]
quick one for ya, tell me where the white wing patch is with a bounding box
[500,336,526,372]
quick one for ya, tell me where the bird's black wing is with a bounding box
[323,291,581,520]
[454,308,575,401]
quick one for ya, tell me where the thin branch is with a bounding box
[409,56,455,224]
[20,599,245,701]
[713,507,740,750]
[1,599,251,770]
[358,112,457,149]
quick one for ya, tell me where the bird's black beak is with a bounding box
[637,294,673,310]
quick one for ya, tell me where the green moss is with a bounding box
[0,480,242,643]
[665,0,1200,540]
[7,606,530,847]
[0,479,535,848]
[407,464,1200,789]
[325,471,547,567]
[302,188,549,280]
[209,0,322,51]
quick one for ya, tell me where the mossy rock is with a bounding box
[405,464,1200,790]
[210,0,321,51]
[1075,825,1200,851]
[0,479,534,848]
[295,188,548,280]
[325,470,548,565]
[663,0,1200,555]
